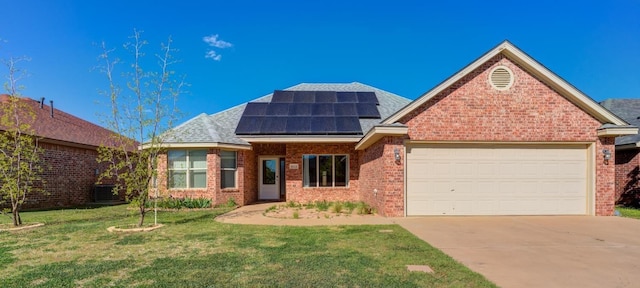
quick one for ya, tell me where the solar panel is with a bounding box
[336,92,357,103]
[260,117,287,134]
[271,90,294,103]
[310,117,336,134]
[265,103,290,116]
[357,92,378,104]
[293,91,315,103]
[312,103,334,116]
[334,103,357,116]
[355,103,381,118]
[335,117,362,133]
[235,116,263,134]
[289,103,312,116]
[286,117,311,134]
[315,91,337,103]
[242,103,268,116]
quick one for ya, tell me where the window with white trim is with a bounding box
[302,154,348,187]
[220,150,237,189]
[168,150,207,188]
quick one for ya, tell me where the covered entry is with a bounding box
[406,144,591,216]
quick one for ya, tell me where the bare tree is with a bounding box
[0,52,45,227]
[96,29,184,227]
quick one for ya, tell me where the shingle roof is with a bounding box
[600,99,640,145]
[163,82,411,145]
[0,95,121,148]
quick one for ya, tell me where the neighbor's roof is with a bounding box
[600,99,640,145]
[0,94,121,148]
[162,82,411,146]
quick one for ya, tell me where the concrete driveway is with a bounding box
[395,216,640,288]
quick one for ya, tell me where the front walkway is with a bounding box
[215,202,395,226]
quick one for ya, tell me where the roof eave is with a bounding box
[355,125,408,150]
[597,126,638,137]
[237,135,362,143]
[140,142,252,150]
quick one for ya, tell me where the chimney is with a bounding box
[40,97,45,108]
[50,100,54,118]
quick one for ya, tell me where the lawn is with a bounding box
[617,206,640,219]
[0,205,495,287]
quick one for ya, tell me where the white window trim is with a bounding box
[168,149,207,189]
[220,150,237,189]
[302,154,349,188]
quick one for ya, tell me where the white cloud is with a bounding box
[205,50,222,61]
[203,34,232,49]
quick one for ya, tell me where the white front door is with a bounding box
[259,157,280,200]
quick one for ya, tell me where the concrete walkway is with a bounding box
[215,202,395,226]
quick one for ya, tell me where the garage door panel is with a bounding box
[407,144,588,216]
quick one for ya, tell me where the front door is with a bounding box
[259,157,280,200]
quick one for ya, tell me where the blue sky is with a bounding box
[2,0,639,127]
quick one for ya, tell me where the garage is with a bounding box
[406,144,590,216]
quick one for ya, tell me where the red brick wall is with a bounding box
[614,149,640,206]
[395,54,615,216]
[285,143,360,203]
[359,136,405,216]
[22,142,103,209]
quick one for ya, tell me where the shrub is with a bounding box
[292,210,299,219]
[146,197,212,209]
[225,198,237,208]
[315,200,330,211]
[355,202,373,215]
[343,201,357,213]
[265,205,277,213]
[331,202,344,214]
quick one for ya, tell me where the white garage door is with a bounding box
[406,144,589,216]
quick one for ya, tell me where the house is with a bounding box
[155,41,636,216]
[599,99,640,207]
[0,95,122,209]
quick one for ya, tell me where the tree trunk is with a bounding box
[137,205,146,227]
[12,208,22,227]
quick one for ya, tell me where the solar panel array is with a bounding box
[235,90,381,135]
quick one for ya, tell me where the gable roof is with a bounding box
[0,95,121,148]
[161,82,411,146]
[382,40,629,126]
[600,99,640,146]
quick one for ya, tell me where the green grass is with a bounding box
[0,205,495,287]
[617,206,640,219]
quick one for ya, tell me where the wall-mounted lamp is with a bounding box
[95,168,100,176]
[394,148,401,162]
[603,149,611,165]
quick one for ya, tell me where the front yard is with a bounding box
[0,205,495,287]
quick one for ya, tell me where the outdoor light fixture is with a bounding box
[603,149,611,164]
[394,148,401,162]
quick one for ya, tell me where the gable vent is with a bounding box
[489,66,513,90]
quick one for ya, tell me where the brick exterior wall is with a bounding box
[21,141,113,209]
[359,136,405,216]
[614,149,640,206]
[394,54,615,216]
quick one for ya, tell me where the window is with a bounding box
[303,154,348,187]
[168,150,207,188]
[220,151,237,189]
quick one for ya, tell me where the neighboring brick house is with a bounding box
[599,99,640,207]
[0,94,122,209]
[155,41,636,216]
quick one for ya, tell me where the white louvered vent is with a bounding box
[489,66,513,90]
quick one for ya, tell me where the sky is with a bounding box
[1,0,639,127]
